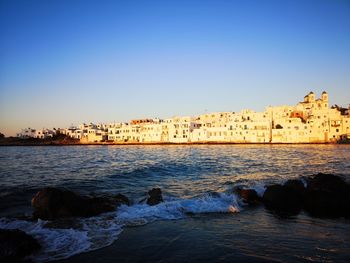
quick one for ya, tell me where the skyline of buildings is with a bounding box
[15,91,350,143]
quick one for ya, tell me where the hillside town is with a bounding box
[16,92,350,143]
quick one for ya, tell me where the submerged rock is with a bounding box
[147,188,163,206]
[262,179,305,215]
[304,173,350,218]
[0,229,41,262]
[32,187,129,220]
[236,188,261,205]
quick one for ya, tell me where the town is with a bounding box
[16,92,350,143]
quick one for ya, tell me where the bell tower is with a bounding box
[308,91,315,102]
[321,91,328,108]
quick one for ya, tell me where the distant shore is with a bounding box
[0,136,349,146]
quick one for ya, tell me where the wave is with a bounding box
[0,218,91,262]
[0,191,245,262]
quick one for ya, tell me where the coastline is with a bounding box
[1,141,348,146]
[1,137,349,146]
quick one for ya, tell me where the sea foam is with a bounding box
[0,192,241,262]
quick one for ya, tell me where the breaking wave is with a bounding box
[0,191,244,262]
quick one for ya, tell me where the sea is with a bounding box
[0,145,349,262]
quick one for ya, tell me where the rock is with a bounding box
[306,173,347,192]
[31,187,118,220]
[263,185,288,211]
[0,229,41,262]
[284,179,306,195]
[236,188,261,205]
[262,180,306,215]
[87,196,117,216]
[261,174,350,218]
[304,173,350,218]
[114,194,130,206]
[147,188,163,206]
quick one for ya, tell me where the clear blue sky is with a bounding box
[1,0,349,136]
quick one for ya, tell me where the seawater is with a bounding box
[0,145,349,262]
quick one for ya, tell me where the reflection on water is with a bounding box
[0,145,349,198]
[0,145,349,217]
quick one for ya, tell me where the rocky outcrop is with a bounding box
[262,179,305,215]
[32,188,129,220]
[147,188,163,206]
[236,188,261,205]
[304,173,350,218]
[0,229,41,262]
[262,174,350,218]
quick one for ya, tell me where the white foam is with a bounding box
[0,218,91,262]
[81,213,123,250]
[251,184,266,197]
[0,192,240,262]
[301,178,308,188]
[117,192,240,225]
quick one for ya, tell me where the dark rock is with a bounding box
[236,188,261,205]
[87,196,116,216]
[284,179,306,195]
[262,174,350,218]
[263,185,290,211]
[263,180,306,215]
[114,194,130,206]
[0,229,41,262]
[31,187,117,220]
[306,173,348,192]
[147,188,163,206]
[304,173,350,218]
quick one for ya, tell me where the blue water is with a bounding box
[0,145,350,262]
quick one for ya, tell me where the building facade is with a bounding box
[17,92,350,143]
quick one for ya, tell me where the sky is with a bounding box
[0,0,350,136]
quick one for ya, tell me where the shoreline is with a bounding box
[1,141,349,146]
[1,135,349,146]
[1,133,349,146]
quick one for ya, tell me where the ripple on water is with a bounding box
[0,145,349,262]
